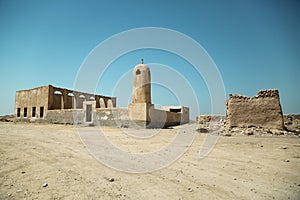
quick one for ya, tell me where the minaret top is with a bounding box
[141,58,144,64]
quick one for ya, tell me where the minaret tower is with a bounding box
[132,59,151,104]
[128,59,154,127]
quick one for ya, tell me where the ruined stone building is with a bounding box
[226,89,284,130]
[15,85,116,123]
[14,62,189,128]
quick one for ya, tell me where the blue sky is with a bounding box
[0,0,299,118]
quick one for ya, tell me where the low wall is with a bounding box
[226,89,284,130]
[147,108,182,128]
[14,106,185,128]
[46,109,84,124]
[96,108,130,127]
[45,108,130,126]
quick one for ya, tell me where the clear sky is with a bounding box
[0,0,299,119]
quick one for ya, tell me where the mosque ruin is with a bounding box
[14,62,190,128]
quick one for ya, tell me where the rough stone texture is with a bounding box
[0,115,14,122]
[226,89,284,130]
[196,115,225,133]
[96,108,130,127]
[46,110,84,125]
[195,114,299,136]
[284,114,300,133]
[44,108,130,127]
[15,85,49,120]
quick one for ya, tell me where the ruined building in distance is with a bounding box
[14,62,190,128]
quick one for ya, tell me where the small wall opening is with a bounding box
[107,99,113,108]
[54,91,62,95]
[136,69,141,75]
[170,108,181,113]
[32,107,36,117]
[17,108,21,117]
[99,98,106,108]
[24,107,28,117]
[40,107,44,118]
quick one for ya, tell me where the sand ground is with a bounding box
[0,122,299,199]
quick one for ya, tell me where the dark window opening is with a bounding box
[136,69,141,75]
[40,107,44,118]
[32,107,36,117]
[17,108,21,117]
[170,108,181,113]
[24,107,27,117]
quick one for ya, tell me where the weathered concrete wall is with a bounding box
[46,109,84,124]
[161,106,190,124]
[15,86,49,119]
[149,108,182,128]
[128,103,150,122]
[96,108,130,127]
[226,89,284,130]
[26,107,129,126]
[42,108,130,126]
[128,103,184,128]
[15,85,116,122]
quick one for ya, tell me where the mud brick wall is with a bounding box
[226,89,284,130]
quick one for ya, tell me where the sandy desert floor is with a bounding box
[0,122,300,200]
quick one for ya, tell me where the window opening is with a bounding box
[17,108,21,117]
[24,107,27,117]
[40,107,44,118]
[32,107,36,117]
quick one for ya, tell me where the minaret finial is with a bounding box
[141,58,144,64]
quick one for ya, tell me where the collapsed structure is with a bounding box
[14,62,189,128]
[226,89,284,130]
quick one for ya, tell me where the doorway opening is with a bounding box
[85,104,92,122]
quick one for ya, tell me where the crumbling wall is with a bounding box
[284,114,300,133]
[226,89,284,130]
[96,108,130,127]
[44,108,130,126]
[196,115,225,132]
